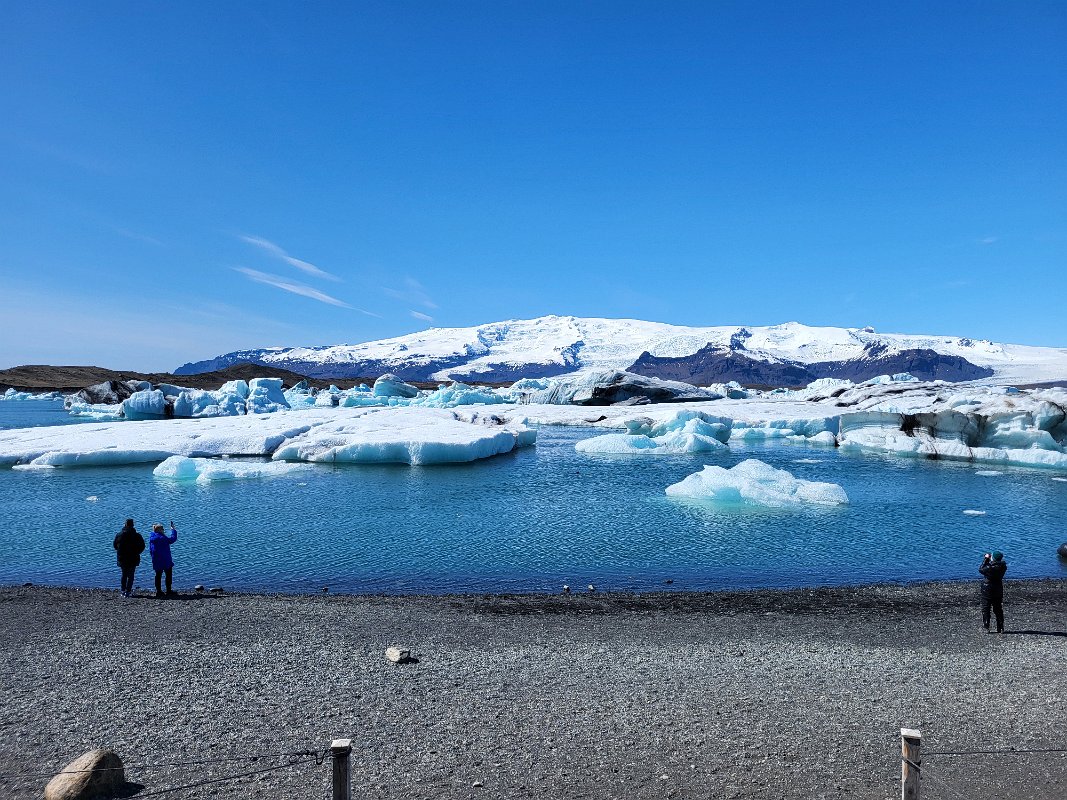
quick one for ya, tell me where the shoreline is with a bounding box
[3,579,1066,799]
[4,574,1066,606]
[4,573,1067,598]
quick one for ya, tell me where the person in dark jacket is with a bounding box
[113,519,145,597]
[979,551,1007,633]
[149,521,179,597]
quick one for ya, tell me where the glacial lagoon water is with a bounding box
[1,401,1066,594]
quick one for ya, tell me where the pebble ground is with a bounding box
[1,581,1065,799]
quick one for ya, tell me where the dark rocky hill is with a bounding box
[0,363,361,393]
[627,343,994,387]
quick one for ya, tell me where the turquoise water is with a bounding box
[0,398,88,429]
[2,402,1066,593]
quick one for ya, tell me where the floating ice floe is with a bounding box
[153,455,309,483]
[2,388,64,401]
[67,402,125,421]
[0,407,535,468]
[975,470,1003,477]
[576,410,731,454]
[665,459,849,507]
[962,509,987,516]
[273,408,534,465]
[411,382,507,408]
[729,416,837,445]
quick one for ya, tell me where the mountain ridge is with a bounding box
[173,315,1067,386]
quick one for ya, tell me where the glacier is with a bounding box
[173,315,1067,386]
[665,459,849,507]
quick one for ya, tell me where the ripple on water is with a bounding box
[1,425,1066,593]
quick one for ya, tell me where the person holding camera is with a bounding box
[979,550,1007,633]
[149,520,179,597]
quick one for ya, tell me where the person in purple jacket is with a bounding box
[149,521,179,597]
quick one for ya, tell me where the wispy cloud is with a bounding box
[9,135,110,172]
[410,310,434,322]
[979,236,998,245]
[114,227,165,246]
[384,277,438,309]
[234,267,352,308]
[239,235,340,281]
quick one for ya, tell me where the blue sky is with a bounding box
[1,1,1064,371]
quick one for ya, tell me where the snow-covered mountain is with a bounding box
[174,316,1067,386]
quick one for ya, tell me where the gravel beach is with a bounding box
[1,581,1065,799]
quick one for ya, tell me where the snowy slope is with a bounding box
[175,316,1067,385]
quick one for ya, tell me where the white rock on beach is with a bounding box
[385,646,410,663]
[44,749,124,800]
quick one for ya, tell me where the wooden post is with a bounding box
[901,728,921,800]
[331,738,352,800]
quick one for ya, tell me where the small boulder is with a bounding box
[385,646,410,663]
[44,749,124,800]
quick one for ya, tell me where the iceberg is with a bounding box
[373,373,420,398]
[246,377,290,414]
[122,389,169,420]
[412,382,506,408]
[577,410,731,454]
[118,378,288,421]
[66,402,125,421]
[837,386,1067,470]
[2,388,63,401]
[666,459,849,507]
[153,455,308,482]
[507,370,722,406]
[0,406,535,469]
[272,407,534,465]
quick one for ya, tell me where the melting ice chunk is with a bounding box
[153,455,308,483]
[665,459,849,507]
[576,411,730,455]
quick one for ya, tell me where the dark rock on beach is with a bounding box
[1,581,1065,799]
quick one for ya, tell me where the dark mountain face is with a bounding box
[627,344,993,387]
[628,346,814,387]
[178,353,584,383]
[810,346,994,383]
[175,338,994,387]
